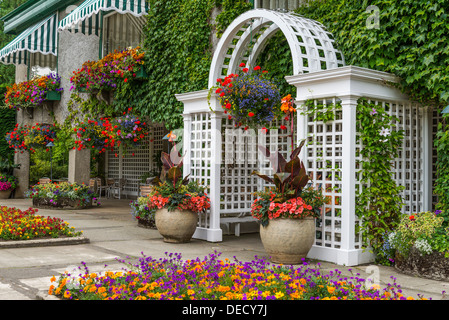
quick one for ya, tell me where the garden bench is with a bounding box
[221,215,257,237]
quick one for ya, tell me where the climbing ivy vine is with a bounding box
[355,98,404,261]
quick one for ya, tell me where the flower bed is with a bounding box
[48,252,425,300]
[0,206,82,241]
[4,73,62,110]
[380,210,449,280]
[25,182,99,210]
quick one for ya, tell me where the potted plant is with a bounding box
[251,140,329,264]
[0,174,18,199]
[145,151,210,243]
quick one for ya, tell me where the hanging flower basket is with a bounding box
[45,90,61,101]
[73,108,150,156]
[5,123,58,154]
[4,73,63,110]
[70,46,146,94]
[209,64,282,129]
[134,67,148,79]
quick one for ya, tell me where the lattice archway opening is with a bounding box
[209,9,345,88]
[193,9,347,239]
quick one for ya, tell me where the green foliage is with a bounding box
[355,98,404,257]
[252,140,310,201]
[214,0,253,37]
[301,99,342,123]
[386,211,449,260]
[434,117,449,224]
[254,31,295,98]
[295,0,449,107]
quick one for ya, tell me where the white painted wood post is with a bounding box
[296,99,307,163]
[339,95,359,265]
[422,106,433,212]
[182,113,192,179]
[208,112,224,241]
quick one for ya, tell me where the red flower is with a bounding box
[254,66,261,71]
[248,112,255,117]
[225,103,231,109]
[242,68,249,73]
[239,62,245,67]
[280,125,287,130]
[409,215,415,221]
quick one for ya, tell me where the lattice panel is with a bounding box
[304,98,347,249]
[189,113,213,229]
[105,123,167,196]
[355,100,424,215]
[221,120,259,215]
[432,108,443,209]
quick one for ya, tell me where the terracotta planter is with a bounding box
[259,217,315,264]
[155,208,198,243]
[0,190,12,199]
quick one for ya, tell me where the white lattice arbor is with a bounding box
[176,9,432,266]
[177,9,345,242]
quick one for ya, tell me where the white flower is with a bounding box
[379,127,391,137]
[414,238,432,256]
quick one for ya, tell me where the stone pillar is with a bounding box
[58,30,100,185]
[13,151,30,198]
[68,148,91,185]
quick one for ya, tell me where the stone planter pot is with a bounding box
[0,190,12,199]
[259,217,315,264]
[155,208,198,243]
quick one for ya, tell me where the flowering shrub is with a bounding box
[48,252,425,300]
[210,64,282,129]
[0,174,18,191]
[380,211,449,263]
[73,109,150,156]
[0,206,82,240]
[4,73,62,110]
[25,182,99,208]
[70,47,145,93]
[251,187,329,227]
[5,123,58,153]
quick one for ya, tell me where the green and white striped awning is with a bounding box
[58,0,148,35]
[0,13,58,65]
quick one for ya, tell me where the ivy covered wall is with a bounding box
[134,0,252,130]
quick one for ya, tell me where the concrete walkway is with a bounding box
[0,198,448,300]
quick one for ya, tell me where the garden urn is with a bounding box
[259,217,315,264]
[155,208,198,243]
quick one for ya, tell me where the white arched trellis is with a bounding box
[176,9,429,267]
[208,9,345,87]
